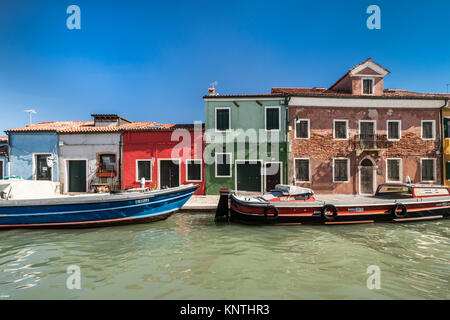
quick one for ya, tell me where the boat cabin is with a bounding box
[375,183,450,199]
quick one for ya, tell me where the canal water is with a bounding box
[0,213,448,299]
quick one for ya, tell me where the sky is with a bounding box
[0,0,449,134]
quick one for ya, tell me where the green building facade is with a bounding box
[204,93,288,195]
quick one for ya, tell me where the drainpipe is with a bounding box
[440,98,449,185]
[284,94,292,185]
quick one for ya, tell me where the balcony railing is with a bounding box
[352,134,391,154]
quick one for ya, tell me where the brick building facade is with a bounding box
[273,58,449,194]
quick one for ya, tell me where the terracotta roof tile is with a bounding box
[0,136,7,143]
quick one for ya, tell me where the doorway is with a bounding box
[359,158,375,195]
[236,160,262,192]
[265,162,282,192]
[159,159,180,189]
[35,154,52,181]
[68,160,87,192]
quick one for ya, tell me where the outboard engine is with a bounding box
[215,188,230,222]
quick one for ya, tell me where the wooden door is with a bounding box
[68,160,87,192]
[160,160,180,189]
[360,167,374,194]
[236,161,262,192]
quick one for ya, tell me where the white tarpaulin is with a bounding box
[0,180,59,200]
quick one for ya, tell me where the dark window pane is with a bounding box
[36,155,52,180]
[334,159,348,182]
[446,162,450,180]
[187,160,201,181]
[387,159,400,181]
[216,154,231,176]
[388,122,399,140]
[422,159,435,181]
[216,109,230,131]
[137,161,151,180]
[296,120,309,138]
[295,159,309,181]
[266,108,279,130]
[422,122,433,139]
[334,121,347,139]
[363,79,373,94]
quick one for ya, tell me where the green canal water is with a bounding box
[0,213,448,299]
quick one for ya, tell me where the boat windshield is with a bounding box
[375,185,412,199]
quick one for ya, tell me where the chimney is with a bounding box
[208,88,216,96]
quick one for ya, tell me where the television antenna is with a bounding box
[210,80,218,89]
[24,109,37,125]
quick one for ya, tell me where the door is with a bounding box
[236,161,262,192]
[36,154,52,180]
[160,160,180,189]
[68,160,87,192]
[265,162,281,192]
[360,121,375,148]
[360,159,374,194]
[0,161,3,179]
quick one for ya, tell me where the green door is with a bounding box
[236,161,262,192]
[68,160,87,192]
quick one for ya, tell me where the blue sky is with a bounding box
[0,0,449,133]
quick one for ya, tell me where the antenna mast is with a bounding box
[24,109,37,125]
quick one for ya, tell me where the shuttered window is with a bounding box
[216,108,230,131]
[265,107,280,131]
[445,162,450,180]
[295,119,309,139]
[187,160,202,181]
[334,159,349,182]
[334,121,347,139]
[422,121,434,139]
[216,153,231,177]
[387,159,400,181]
[421,159,435,181]
[137,160,151,181]
[295,159,310,182]
[387,121,400,140]
[363,79,373,94]
[444,118,450,139]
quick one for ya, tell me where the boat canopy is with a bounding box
[0,180,60,200]
[273,184,314,196]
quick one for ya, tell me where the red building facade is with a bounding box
[122,124,205,195]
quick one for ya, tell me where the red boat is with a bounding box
[215,184,450,225]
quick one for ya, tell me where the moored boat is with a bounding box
[215,184,450,225]
[0,180,198,229]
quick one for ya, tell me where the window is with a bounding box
[186,159,202,181]
[387,121,401,140]
[294,158,310,182]
[98,154,116,175]
[35,154,52,181]
[215,108,230,131]
[387,159,401,182]
[362,78,374,95]
[0,160,3,180]
[215,153,232,177]
[421,159,436,182]
[265,107,280,131]
[446,162,450,180]
[295,119,309,139]
[333,158,349,182]
[444,118,450,139]
[421,120,435,140]
[136,160,152,181]
[334,120,348,139]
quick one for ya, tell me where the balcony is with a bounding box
[353,134,390,156]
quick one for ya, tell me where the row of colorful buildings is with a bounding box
[1,58,449,195]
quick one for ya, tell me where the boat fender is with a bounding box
[391,203,407,218]
[321,204,338,221]
[264,206,278,222]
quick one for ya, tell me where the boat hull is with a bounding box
[0,184,199,229]
[229,195,450,225]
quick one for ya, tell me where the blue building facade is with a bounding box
[7,132,59,182]
[0,138,8,179]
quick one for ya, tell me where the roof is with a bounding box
[271,87,450,99]
[203,93,285,99]
[0,136,7,143]
[6,121,204,134]
[0,145,7,156]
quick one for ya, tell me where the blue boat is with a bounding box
[0,181,198,228]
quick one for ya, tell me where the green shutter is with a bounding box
[446,162,450,180]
